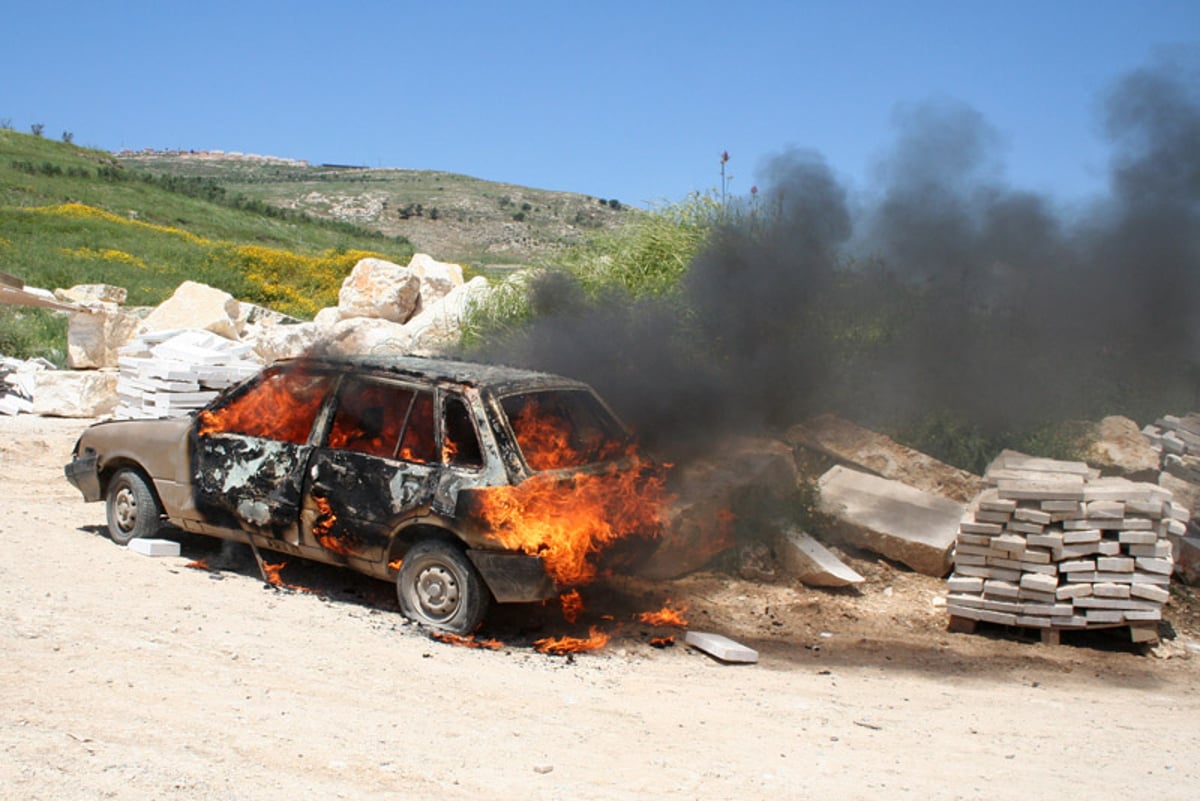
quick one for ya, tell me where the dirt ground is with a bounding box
[3,414,1200,801]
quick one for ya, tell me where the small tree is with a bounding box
[0,118,12,130]
[61,131,74,144]
[30,123,44,137]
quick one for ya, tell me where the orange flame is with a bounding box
[388,558,404,571]
[534,626,611,655]
[637,600,689,628]
[311,495,356,555]
[432,632,504,650]
[261,561,310,593]
[185,559,210,570]
[262,560,288,585]
[560,589,584,623]
[473,402,673,587]
[649,636,675,648]
[198,365,332,444]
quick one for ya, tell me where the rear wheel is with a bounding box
[396,540,490,634]
[105,468,162,546]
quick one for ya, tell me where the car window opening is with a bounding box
[443,396,484,468]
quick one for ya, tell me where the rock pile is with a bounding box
[946,450,1189,634]
[2,254,501,418]
[1144,414,1200,487]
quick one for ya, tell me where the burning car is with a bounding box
[65,356,667,634]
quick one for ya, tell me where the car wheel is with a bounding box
[105,468,162,546]
[396,540,490,634]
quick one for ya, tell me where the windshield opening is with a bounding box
[500,389,627,471]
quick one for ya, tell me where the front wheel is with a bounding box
[396,541,490,634]
[105,468,162,546]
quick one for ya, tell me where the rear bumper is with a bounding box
[467,550,557,603]
[64,453,102,502]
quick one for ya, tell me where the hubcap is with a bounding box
[415,564,459,618]
[114,486,137,531]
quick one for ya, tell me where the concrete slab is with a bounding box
[785,414,985,502]
[684,631,758,663]
[776,527,864,587]
[816,465,964,577]
[128,538,181,557]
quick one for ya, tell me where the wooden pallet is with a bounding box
[948,615,1159,646]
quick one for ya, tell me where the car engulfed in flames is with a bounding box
[65,356,672,635]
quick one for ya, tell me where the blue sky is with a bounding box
[2,1,1196,207]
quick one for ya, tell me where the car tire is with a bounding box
[105,468,162,546]
[396,540,490,634]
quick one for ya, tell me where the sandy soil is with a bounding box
[3,414,1200,801]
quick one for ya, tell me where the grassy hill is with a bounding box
[0,129,417,361]
[118,150,634,266]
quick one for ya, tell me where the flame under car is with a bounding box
[65,356,661,634]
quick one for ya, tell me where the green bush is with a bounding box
[0,307,68,364]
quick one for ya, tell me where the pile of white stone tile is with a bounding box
[0,356,48,415]
[115,329,260,419]
[1143,414,1200,484]
[946,450,1189,632]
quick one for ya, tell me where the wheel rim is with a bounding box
[113,484,137,532]
[414,563,460,620]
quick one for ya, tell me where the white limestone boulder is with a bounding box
[337,257,420,323]
[140,281,241,340]
[320,317,414,357]
[246,321,325,363]
[405,276,491,353]
[408,253,465,308]
[32,369,119,417]
[66,303,143,369]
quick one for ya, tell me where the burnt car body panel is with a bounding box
[65,356,630,611]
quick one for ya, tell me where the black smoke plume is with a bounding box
[473,59,1200,461]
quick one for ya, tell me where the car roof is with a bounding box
[281,354,591,395]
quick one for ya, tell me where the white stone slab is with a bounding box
[127,538,181,557]
[684,631,758,663]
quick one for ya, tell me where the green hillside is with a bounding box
[0,129,420,362]
[0,129,414,312]
[118,150,634,265]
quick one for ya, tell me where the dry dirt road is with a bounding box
[3,414,1199,801]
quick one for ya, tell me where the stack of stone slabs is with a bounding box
[115,330,260,419]
[946,450,1188,636]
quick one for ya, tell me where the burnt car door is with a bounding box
[298,377,442,563]
[191,363,335,540]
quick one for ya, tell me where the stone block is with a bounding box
[1175,536,1200,586]
[1057,583,1093,600]
[1084,415,1163,480]
[1092,582,1131,599]
[1013,508,1052,525]
[1135,557,1173,575]
[684,631,758,663]
[776,527,865,587]
[816,465,964,576]
[32,370,119,417]
[141,281,241,339]
[336,257,421,323]
[1119,530,1158,546]
[983,580,1020,599]
[67,303,143,369]
[1019,573,1058,594]
[785,414,985,502]
[947,575,984,594]
[1097,556,1135,573]
[1062,529,1101,544]
[128,538,181,557]
[1129,584,1169,604]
